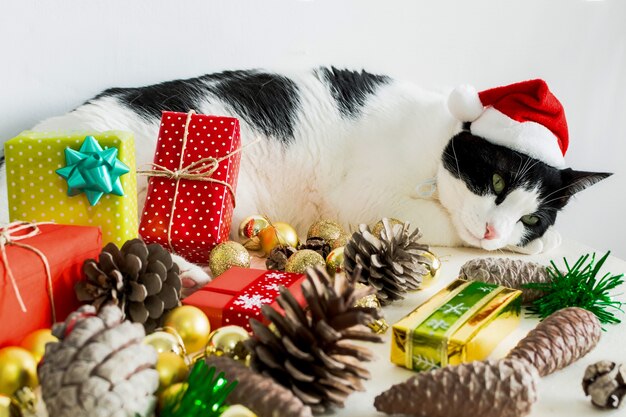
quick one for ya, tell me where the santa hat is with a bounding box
[447,79,568,167]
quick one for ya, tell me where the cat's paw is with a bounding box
[507,227,562,255]
[171,253,212,297]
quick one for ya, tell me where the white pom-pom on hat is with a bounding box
[447,84,484,122]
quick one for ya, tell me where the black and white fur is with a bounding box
[0,68,610,279]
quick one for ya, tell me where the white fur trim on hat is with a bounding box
[471,107,565,168]
[447,85,484,122]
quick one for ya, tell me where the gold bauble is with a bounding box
[143,331,185,357]
[163,306,211,353]
[285,249,325,274]
[158,382,188,411]
[330,232,350,249]
[258,222,299,255]
[0,348,38,396]
[238,215,270,239]
[221,404,258,417]
[205,325,250,364]
[19,329,57,363]
[307,220,346,245]
[156,352,188,392]
[0,395,12,417]
[371,218,405,238]
[209,241,251,277]
[325,246,345,276]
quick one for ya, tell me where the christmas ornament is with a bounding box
[0,395,11,417]
[306,219,346,247]
[156,352,189,392]
[330,232,350,250]
[209,241,251,277]
[38,304,159,417]
[0,348,38,397]
[245,267,382,413]
[205,356,312,417]
[325,246,344,276]
[55,135,130,205]
[258,222,299,255]
[344,218,433,305]
[205,325,250,364]
[19,329,57,363]
[265,245,297,271]
[284,249,325,274]
[238,215,270,240]
[371,218,404,238]
[77,238,182,332]
[163,306,211,353]
[158,382,187,411]
[297,237,331,259]
[507,307,601,377]
[374,359,539,417]
[144,330,186,357]
[525,252,623,324]
[221,404,258,417]
[583,361,626,409]
[354,283,389,334]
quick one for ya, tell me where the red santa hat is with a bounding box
[447,79,568,167]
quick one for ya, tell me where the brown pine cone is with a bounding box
[298,237,332,259]
[205,356,312,417]
[76,239,182,332]
[583,361,626,409]
[507,307,602,377]
[245,267,382,413]
[266,245,298,271]
[374,359,539,417]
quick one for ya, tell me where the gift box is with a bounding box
[391,279,521,371]
[4,131,138,246]
[138,111,241,264]
[182,268,306,332]
[0,223,102,347]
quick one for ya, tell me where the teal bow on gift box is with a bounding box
[56,136,130,206]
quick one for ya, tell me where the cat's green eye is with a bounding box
[492,174,505,194]
[521,214,540,226]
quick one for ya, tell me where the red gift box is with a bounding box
[0,223,102,347]
[182,268,306,332]
[139,111,241,264]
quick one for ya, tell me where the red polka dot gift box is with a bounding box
[182,267,307,333]
[139,111,241,264]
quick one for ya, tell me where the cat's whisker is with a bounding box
[540,177,594,204]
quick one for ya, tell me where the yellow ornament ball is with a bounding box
[258,222,299,255]
[326,246,345,276]
[238,215,270,239]
[0,347,38,397]
[156,352,188,392]
[163,306,211,353]
[209,241,250,277]
[0,395,12,417]
[221,404,258,417]
[285,249,326,274]
[371,218,405,238]
[330,232,350,250]
[19,329,58,363]
[143,331,185,357]
[307,220,346,245]
[158,382,188,411]
[205,325,250,363]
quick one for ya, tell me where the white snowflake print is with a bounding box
[441,302,469,316]
[426,319,449,331]
[233,293,273,310]
[414,354,440,371]
[264,272,287,280]
[477,285,495,292]
[263,283,281,292]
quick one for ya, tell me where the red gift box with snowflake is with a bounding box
[182,267,306,332]
[138,110,241,264]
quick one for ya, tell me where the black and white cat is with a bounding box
[0,68,610,275]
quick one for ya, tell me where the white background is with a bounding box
[1,0,625,258]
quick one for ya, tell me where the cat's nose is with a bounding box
[483,224,498,240]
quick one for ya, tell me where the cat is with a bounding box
[0,68,611,287]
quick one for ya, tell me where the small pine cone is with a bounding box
[245,267,382,413]
[344,218,432,305]
[583,361,626,409]
[298,237,331,259]
[38,304,159,417]
[76,239,182,332]
[507,307,602,377]
[374,359,539,417]
[459,257,549,303]
[205,356,312,417]
[266,245,297,271]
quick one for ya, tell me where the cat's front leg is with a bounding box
[171,253,212,296]
[391,198,464,247]
[507,226,562,255]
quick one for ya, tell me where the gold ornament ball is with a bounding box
[307,219,346,245]
[158,382,188,411]
[371,218,405,238]
[209,241,251,277]
[163,306,211,353]
[0,347,38,397]
[221,404,258,417]
[285,249,326,274]
[156,352,188,392]
[330,232,350,250]
[326,246,345,276]
[0,395,12,417]
[19,329,57,363]
[205,325,250,362]
[144,331,185,357]
[258,222,299,255]
[238,215,270,239]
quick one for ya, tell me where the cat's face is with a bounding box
[436,131,611,251]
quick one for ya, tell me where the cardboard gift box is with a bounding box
[182,267,306,332]
[0,223,102,347]
[139,111,241,264]
[391,279,522,371]
[4,131,138,246]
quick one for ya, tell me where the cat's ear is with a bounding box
[558,168,612,204]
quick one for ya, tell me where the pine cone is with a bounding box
[38,304,159,417]
[245,267,383,413]
[583,361,626,409]
[266,245,297,271]
[374,359,539,417]
[344,218,432,305]
[459,257,549,303]
[507,307,602,377]
[205,356,312,417]
[76,239,182,332]
[298,237,331,259]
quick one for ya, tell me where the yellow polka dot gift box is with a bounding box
[4,131,138,246]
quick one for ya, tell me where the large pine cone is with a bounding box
[76,239,182,332]
[374,359,539,417]
[38,304,159,417]
[245,267,383,414]
[344,218,432,305]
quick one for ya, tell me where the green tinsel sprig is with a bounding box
[525,251,624,325]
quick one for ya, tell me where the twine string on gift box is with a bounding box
[0,221,56,322]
